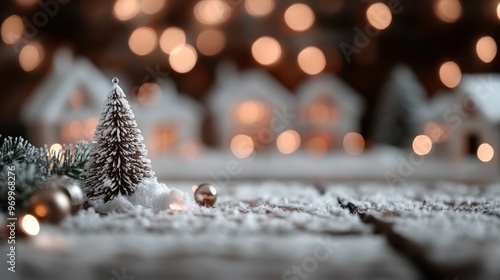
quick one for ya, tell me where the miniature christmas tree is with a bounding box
[371,65,426,147]
[81,77,155,202]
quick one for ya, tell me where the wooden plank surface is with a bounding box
[1,181,499,280]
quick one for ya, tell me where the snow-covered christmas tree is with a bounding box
[81,77,155,202]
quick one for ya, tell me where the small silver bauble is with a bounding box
[194,183,217,207]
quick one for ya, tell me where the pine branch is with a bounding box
[0,137,91,212]
[0,162,46,211]
[0,136,39,165]
[45,141,91,180]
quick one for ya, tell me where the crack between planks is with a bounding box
[339,198,479,280]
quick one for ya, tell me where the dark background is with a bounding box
[0,0,498,145]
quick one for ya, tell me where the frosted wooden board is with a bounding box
[327,182,500,279]
[1,181,498,280]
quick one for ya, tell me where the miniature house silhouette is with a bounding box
[451,74,500,163]
[134,80,203,159]
[21,49,109,147]
[417,74,500,164]
[296,74,364,154]
[207,64,295,156]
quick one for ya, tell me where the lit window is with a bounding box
[235,100,267,125]
[304,96,339,124]
[154,124,178,152]
[69,89,86,110]
[305,133,332,156]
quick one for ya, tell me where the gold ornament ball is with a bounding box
[28,187,71,224]
[42,177,84,214]
[194,183,217,207]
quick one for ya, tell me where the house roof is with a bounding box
[21,49,109,124]
[419,91,455,122]
[459,74,500,123]
[295,73,364,116]
[208,66,295,111]
[134,79,202,123]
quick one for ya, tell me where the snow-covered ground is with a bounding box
[1,181,499,280]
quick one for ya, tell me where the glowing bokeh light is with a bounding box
[366,3,392,30]
[412,135,433,156]
[19,43,43,72]
[113,0,140,21]
[34,204,47,217]
[439,61,461,88]
[159,27,186,54]
[169,202,185,211]
[20,214,40,236]
[497,2,500,20]
[49,143,62,156]
[245,0,275,17]
[231,134,254,158]
[284,3,315,32]
[169,44,198,73]
[194,0,231,25]
[277,130,301,155]
[434,0,461,23]
[476,36,497,63]
[197,29,226,56]
[1,15,24,45]
[477,143,494,162]
[140,0,166,14]
[343,132,365,155]
[251,36,281,66]
[298,46,326,75]
[128,27,157,56]
[236,100,266,124]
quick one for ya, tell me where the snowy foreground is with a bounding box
[1,181,500,280]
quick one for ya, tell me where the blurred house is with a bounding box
[134,80,203,160]
[21,49,108,147]
[296,74,364,155]
[207,63,296,156]
[452,74,500,163]
[409,74,500,181]
[418,75,500,164]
